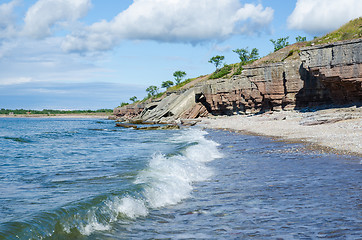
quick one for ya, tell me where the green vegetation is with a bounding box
[270,37,290,52]
[173,71,187,84]
[154,92,164,99]
[208,55,232,79]
[295,36,307,42]
[281,49,301,62]
[129,96,138,103]
[232,63,244,76]
[209,55,225,70]
[120,102,129,107]
[0,109,113,115]
[161,81,174,89]
[311,17,362,45]
[233,47,259,65]
[209,64,232,79]
[146,85,159,98]
[161,80,174,89]
[167,77,197,91]
[137,71,189,103]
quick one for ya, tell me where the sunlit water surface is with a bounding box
[0,118,360,239]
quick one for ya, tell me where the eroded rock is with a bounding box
[112,39,361,122]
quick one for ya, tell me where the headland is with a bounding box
[112,18,362,156]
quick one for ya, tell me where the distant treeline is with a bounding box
[0,109,113,114]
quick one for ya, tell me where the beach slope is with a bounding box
[199,106,362,156]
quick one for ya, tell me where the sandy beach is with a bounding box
[199,106,362,156]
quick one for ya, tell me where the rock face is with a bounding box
[114,39,361,122]
[299,39,362,105]
[113,103,145,119]
[193,59,303,115]
[137,89,199,121]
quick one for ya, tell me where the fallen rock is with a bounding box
[128,119,156,125]
[115,122,180,130]
[180,119,202,126]
[115,123,138,128]
[135,125,180,130]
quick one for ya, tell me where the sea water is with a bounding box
[0,118,361,239]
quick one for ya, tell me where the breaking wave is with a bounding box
[1,128,222,239]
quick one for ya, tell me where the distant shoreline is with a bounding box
[0,113,111,119]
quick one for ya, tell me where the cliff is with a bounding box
[114,38,361,123]
[299,39,361,105]
[113,103,145,119]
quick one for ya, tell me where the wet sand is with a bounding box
[198,106,362,156]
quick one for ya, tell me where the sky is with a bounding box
[0,0,361,110]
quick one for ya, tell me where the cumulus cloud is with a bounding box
[288,0,362,35]
[0,0,20,39]
[62,0,274,52]
[22,0,91,39]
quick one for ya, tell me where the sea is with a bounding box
[0,118,361,239]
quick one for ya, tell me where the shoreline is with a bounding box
[0,113,111,119]
[197,106,362,157]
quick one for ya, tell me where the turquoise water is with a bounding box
[0,118,361,239]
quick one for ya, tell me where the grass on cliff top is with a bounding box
[254,17,362,65]
[167,77,197,91]
[310,17,362,45]
[208,63,245,79]
[137,77,200,103]
[209,65,232,79]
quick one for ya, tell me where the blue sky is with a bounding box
[0,0,361,110]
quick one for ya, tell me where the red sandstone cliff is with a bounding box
[114,38,361,122]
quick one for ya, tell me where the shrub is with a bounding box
[270,37,290,52]
[209,64,232,79]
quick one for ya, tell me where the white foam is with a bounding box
[112,196,148,219]
[80,214,111,236]
[62,210,111,236]
[68,196,148,236]
[136,128,223,208]
[138,154,194,208]
[67,128,222,236]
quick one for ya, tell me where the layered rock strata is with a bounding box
[193,59,303,115]
[299,39,362,105]
[114,39,361,122]
[113,103,145,119]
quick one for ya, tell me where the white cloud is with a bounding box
[288,0,362,35]
[212,44,232,52]
[0,37,109,89]
[0,41,17,58]
[62,0,274,52]
[22,0,91,39]
[0,77,33,86]
[0,0,20,39]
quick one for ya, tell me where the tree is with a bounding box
[208,55,225,70]
[161,80,174,89]
[146,85,159,98]
[120,102,129,107]
[129,96,138,103]
[296,35,307,42]
[249,48,259,61]
[233,47,259,65]
[270,37,289,52]
[173,71,186,85]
